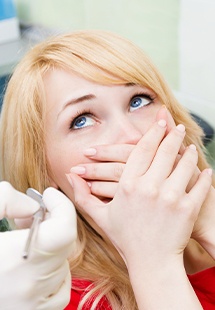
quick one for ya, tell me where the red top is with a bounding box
[187,267,215,310]
[65,267,215,309]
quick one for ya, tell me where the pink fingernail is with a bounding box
[87,182,92,188]
[205,168,213,176]
[189,144,196,151]
[158,119,167,127]
[66,174,73,188]
[176,124,185,132]
[83,148,97,156]
[70,166,86,174]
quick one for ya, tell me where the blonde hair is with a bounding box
[0,30,214,309]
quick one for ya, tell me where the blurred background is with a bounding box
[0,0,214,167]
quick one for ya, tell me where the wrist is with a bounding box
[127,255,202,309]
[194,231,215,260]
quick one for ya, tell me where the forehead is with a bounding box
[42,68,156,121]
[43,67,138,101]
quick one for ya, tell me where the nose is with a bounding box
[110,117,143,145]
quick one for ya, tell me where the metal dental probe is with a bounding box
[22,188,46,259]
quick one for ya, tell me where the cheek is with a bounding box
[46,142,86,189]
[136,105,161,134]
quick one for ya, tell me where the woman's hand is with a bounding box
[68,119,211,264]
[0,182,77,310]
[69,106,173,200]
[70,107,215,264]
[70,143,132,199]
[190,173,215,259]
[68,119,211,309]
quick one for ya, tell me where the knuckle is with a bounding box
[142,183,159,199]
[162,190,179,206]
[0,181,13,195]
[184,150,198,165]
[160,143,175,155]
[90,182,102,196]
[0,182,14,218]
[90,164,99,176]
[120,179,136,195]
[139,140,154,154]
[143,184,159,199]
[74,196,88,210]
[121,180,160,200]
[124,145,133,159]
[183,198,195,209]
[181,198,197,219]
[113,164,124,180]
[180,159,194,172]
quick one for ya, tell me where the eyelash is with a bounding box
[131,92,155,104]
[69,92,155,130]
[69,109,93,130]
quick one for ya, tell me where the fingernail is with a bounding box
[83,148,97,156]
[158,119,167,127]
[87,182,92,188]
[70,166,86,175]
[188,144,196,151]
[205,168,213,176]
[66,174,73,188]
[176,124,185,133]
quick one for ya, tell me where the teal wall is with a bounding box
[14,0,180,89]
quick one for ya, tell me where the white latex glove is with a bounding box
[0,181,77,310]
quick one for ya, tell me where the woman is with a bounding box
[0,30,215,309]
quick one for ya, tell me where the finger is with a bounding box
[15,210,51,229]
[67,173,107,228]
[36,188,77,252]
[0,182,40,219]
[163,148,200,194]
[164,145,198,194]
[15,217,33,229]
[186,169,212,216]
[36,260,71,298]
[90,180,118,198]
[70,162,124,182]
[158,106,186,155]
[164,108,187,154]
[156,105,176,133]
[0,229,29,260]
[37,266,71,310]
[144,124,186,182]
[82,107,173,163]
[186,166,201,192]
[121,119,167,179]
[83,144,134,162]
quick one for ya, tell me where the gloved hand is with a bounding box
[0,181,77,310]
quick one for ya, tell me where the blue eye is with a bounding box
[130,95,152,112]
[70,114,95,130]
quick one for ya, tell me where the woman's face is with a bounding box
[44,68,162,200]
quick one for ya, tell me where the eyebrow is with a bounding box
[58,94,95,118]
[57,83,135,118]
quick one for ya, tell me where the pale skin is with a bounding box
[43,68,214,308]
